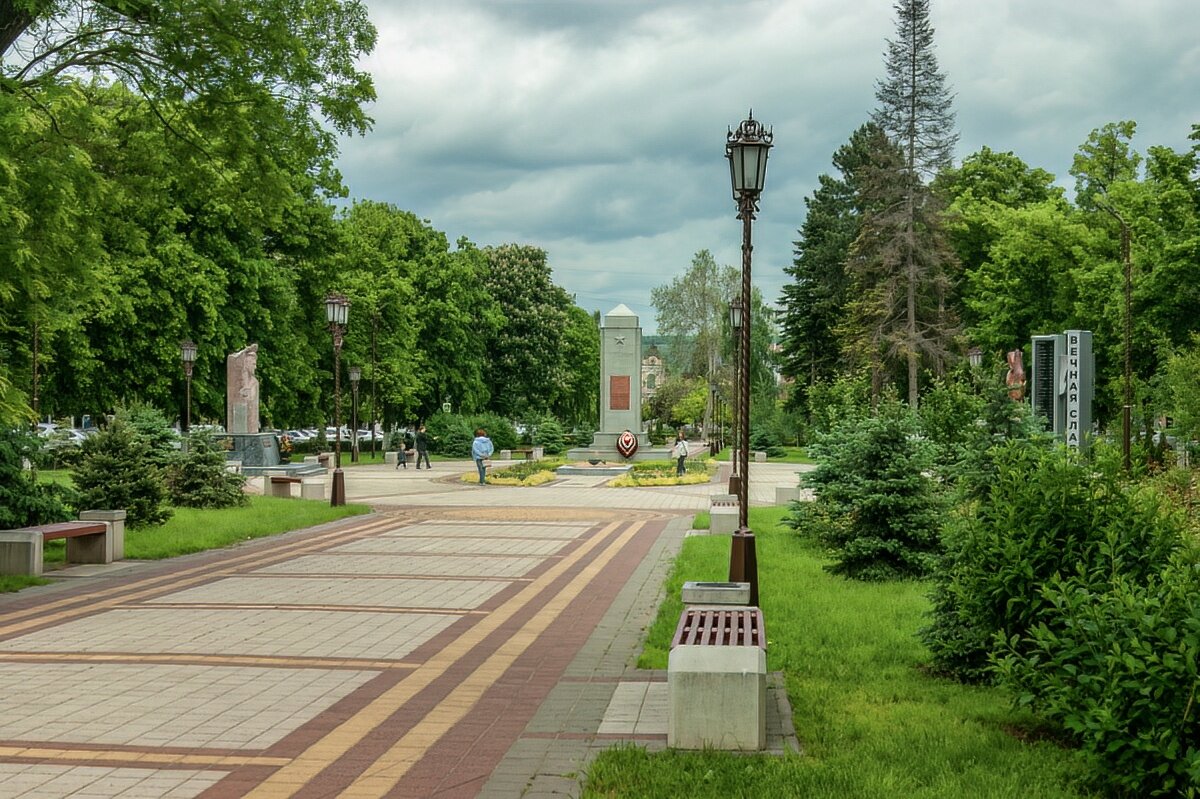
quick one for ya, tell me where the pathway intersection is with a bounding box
[0,458,807,798]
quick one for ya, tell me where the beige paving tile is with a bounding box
[329,537,571,557]
[252,553,543,578]
[141,575,507,610]
[0,607,460,660]
[2,764,224,798]
[0,664,375,749]
[395,521,592,538]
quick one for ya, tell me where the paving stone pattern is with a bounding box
[0,460,803,797]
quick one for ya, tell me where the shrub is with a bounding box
[470,412,518,451]
[532,417,566,454]
[791,402,944,581]
[165,432,248,509]
[749,426,785,458]
[922,441,1186,682]
[116,402,179,468]
[0,429,74,527]
[425,413,472,456]
[996,549,1200,797]
[72,418,172,527]
[387,430,411,452]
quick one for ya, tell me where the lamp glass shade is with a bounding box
[325,294,350,325]
[349,366,362,383]
[967,347,983,368]
[180,340,197,363]
[729,301,743,331]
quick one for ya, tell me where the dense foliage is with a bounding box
[0,430,73,527]
[996,551,1200,797]
[921,442,1185,682]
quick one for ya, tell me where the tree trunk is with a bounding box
[0,0,35,57]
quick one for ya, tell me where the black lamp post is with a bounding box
[325,293,350,506]
[726,111,772,608]
[180,339,197,433]
[728,299,743,497]
[349,365,361,463]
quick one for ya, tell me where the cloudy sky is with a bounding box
[334,0,1199,333]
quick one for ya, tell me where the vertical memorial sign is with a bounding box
[1064,331,1083,447]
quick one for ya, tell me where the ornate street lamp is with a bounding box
[728,299,743,497]
[726,111,772,607]
[966,347,983,370]
[349,365,362,463]
[180,339,197,433]
[325,293,351,505]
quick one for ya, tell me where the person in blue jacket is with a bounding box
[471,428,494,485]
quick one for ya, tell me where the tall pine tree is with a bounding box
[861,0,960,405]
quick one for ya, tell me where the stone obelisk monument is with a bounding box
[566,304,671,464]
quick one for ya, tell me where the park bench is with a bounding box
[511,446,543,460]
[267,474,325,501]
[667,606,766,751]
[709,493,739,535]
[0,520,114,576]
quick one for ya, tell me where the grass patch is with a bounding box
[42,496,369,564]
[0,575,51,593]
[610,459,715,487]
[710,446,815,464]
[581,506,1093,799]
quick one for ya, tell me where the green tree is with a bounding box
[481,244,576,418]
[779,123,878,407]
[866,0,961,405]
[842,127,959,404]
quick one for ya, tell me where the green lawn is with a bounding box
[0,575,51,593]
[709,446,815,464]
[43,496,369,564]
[581,507,1093,799]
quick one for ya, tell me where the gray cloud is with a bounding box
[336,0,1199,333]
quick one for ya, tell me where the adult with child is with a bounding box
[471,428,494,485]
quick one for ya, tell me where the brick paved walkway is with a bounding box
[0,461,806,797]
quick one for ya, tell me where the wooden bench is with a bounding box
[668,606,766,750]
[268,475,303,498]
[0,521,112,576]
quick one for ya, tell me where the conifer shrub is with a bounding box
[922,441,1185,682]
[72,418,171,527]
[531,417,566,454]
[117,402,180,469]
[789,402,944,581]
[0,429,74,527]
[165,432,247,509]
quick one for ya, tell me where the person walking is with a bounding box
[415,425,432,470]
[673,430,689,477]
[471,428,494,485]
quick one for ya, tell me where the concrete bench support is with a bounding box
[775,485,801,506]
[78,510,126,561]
[0,530,43,576]
[301,480,325,501]
[754,451,767,463]
[499,449,512,461]
[668,606,766,751]
[384,451,398,466]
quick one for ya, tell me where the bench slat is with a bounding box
[671,607,765,649]
[13,521,107,541]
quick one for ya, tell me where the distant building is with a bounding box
[642,346,665,403]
